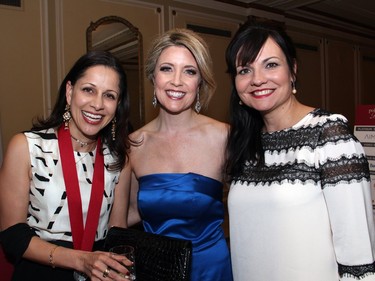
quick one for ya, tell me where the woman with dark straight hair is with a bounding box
[225,19,375,281]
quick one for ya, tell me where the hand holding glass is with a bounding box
[109,245,136,280]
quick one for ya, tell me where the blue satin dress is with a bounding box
[138,173,233,281]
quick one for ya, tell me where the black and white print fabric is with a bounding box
[25,128,120,242]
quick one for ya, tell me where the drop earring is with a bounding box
[111,117,116,141]
[152,90,157,108]
[195,90,201,113]
[63,104,71,128]
[292,81,297,95]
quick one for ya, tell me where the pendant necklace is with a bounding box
[70,134,96,147]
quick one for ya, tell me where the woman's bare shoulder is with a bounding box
[200,115,229,134]
[1,133,30,175]
[129,120,158,147]
[6,133,28,153]
[129,129,143,144]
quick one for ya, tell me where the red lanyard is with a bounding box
[58,125,104,251]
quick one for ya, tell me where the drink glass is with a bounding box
[73,271,88,281]
[109,245,136,280]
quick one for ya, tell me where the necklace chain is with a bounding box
[75,152,90,165]
[70,135,96,147]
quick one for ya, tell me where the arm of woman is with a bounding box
[108,162,132,228]
[23,237,130,280]
[127,172,141,227]
[320,116,375,280]
[0,133,31,231]
[0,134,131,280]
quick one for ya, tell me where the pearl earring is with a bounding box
[292,81,297,95]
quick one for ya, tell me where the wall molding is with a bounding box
[175,0,375,42]
[169,6,242,30]
[174,0,247,16]
[40,0,52,116]
[101,0,164,33]
[54,0,65,92]
[0,0,23,10]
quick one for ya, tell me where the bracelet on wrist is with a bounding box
[49,245,59,268]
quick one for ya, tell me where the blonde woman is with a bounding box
[127,29,233,281]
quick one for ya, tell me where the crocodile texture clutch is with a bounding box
[104,226,192,281]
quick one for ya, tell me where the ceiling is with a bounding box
[214,0,375,38]
[91,0,375,64]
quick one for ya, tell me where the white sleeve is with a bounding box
[319,118,375,280]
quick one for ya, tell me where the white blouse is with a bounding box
[229,109,375,281]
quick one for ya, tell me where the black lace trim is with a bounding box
[262,110,354,153]
[232,109,370,188]
[321,156,370,186]
[339,262,375,279]
[234,161,320,186]
[233,154,369,187]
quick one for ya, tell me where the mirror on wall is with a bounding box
[87,15,144,130]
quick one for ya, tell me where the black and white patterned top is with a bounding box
[228,108,375,281]
[25,128,120,242]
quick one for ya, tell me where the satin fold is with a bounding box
[138,173,233,281]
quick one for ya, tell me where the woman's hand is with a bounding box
[81,250,133,280]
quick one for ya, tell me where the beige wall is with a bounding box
[0,0,243,153]
[1,0,375,155]
[0,1,45,153]
[56,0,165,125]
[170,7,242,122]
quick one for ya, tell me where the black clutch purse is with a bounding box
[104,226,192,281]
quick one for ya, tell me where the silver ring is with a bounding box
[102,267,110,278]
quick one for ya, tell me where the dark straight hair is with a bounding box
[225,19,297,179]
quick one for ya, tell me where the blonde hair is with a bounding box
[145,28,216,109]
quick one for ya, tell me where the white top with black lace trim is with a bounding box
[228,109,375,281]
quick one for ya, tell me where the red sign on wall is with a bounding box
[354,105,375,207]
[355,104,375,125]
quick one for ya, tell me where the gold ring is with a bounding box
[103,267,110,278]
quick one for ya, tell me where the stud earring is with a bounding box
[152,91,157,108]
[195,90,201,113]
[239,100,243,105]
[292,81,297,95]
[111,117,116,141]
[63,104,71,128]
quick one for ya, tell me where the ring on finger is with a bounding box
[103,267,111,278]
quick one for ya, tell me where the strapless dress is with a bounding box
[138,173,233,281]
